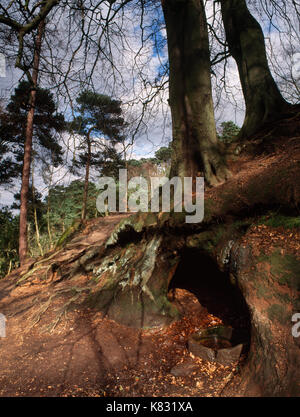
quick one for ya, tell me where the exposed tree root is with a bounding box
[30,287,91,331]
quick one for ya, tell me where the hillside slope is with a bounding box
[0,114,299,397]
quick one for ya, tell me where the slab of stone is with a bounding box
[216,343,243,366]
[188,338,216,362]
[188,329,243,365]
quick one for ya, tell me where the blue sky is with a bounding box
[0,0,299,209]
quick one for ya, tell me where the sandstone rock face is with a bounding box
[87,211,299,396]
[89,233,181,328]
[225,239,300,396]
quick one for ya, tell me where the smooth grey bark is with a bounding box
[221,0,291,138]
[162,0,231,186]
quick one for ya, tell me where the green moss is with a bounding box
[186,225,226,253]
[168,257,179,267]
[134,212,148,232]
[213,226,226,244]
[256,284,272,300]
[267,303,289,325]
[144,212,159,227]
[257,213,300,229]
[155,295,181,320]
[158,211,170,226]
[294,298,300,311]
[55,218,82,248]
[169,211,187,226]
[259,250,300,290]
[275,292,291,304]
[186,231,212,248]
[232,218,252,231]
[203,198,214,222]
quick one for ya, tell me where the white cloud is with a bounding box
[1,0,298,204]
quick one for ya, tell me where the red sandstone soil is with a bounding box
[0,285,244,397]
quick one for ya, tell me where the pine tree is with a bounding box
[0,80,65,263]
[70,90,126,219]
[0,80,65,174]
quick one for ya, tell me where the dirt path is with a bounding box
[0,286,242,397]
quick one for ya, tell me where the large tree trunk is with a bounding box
[221,0,291,138]
[81,132,92,221]
[161,0,231,186]
[19,20,45,265]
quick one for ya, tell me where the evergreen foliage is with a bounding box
[0,80,65,185]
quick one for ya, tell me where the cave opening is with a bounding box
[168,247,251,353]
